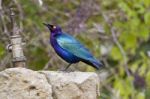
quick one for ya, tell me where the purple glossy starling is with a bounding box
[44,23,104,70]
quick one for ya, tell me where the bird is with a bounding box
[43,23,104,70]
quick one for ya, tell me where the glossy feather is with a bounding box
[56,33,103,69]
[44,23,104,69]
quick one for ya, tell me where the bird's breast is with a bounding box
[50,36,80,63]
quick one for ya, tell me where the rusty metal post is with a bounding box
[10,35,26,67]
[7,8,26,67]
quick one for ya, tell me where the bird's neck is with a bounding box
[50,32,61,38]
[50,32,60,47]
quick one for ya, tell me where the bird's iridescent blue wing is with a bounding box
[56,33,94,60]
[56,33,104,69]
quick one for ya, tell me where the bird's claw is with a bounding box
[57,68,73,73]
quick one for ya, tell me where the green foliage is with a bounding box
[101,0,150,98]
[0,44,5,59]
[27,45,49,70]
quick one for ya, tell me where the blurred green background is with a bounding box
[0,0,150,99]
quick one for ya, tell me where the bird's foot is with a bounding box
[57,64,73,72]
[58,68,66,72]
[57,68,74,73]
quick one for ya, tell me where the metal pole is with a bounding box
[7,8,26,67]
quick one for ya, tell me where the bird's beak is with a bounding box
[43,23,54,30]
[43,23,48,26]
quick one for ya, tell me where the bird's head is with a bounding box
[43,23,62,34]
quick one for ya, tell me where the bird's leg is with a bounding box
[58,63,72,71]
[64,63,72,71]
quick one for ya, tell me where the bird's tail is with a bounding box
[90,59,104,69]
[82,58,104,70]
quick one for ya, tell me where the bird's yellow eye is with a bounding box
[53,26,56,29]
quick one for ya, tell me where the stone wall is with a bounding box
[0,68,100,99]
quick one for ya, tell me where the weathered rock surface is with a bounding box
[40,71,100,99]
[0,68,52,99]
[0,68,100,99]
